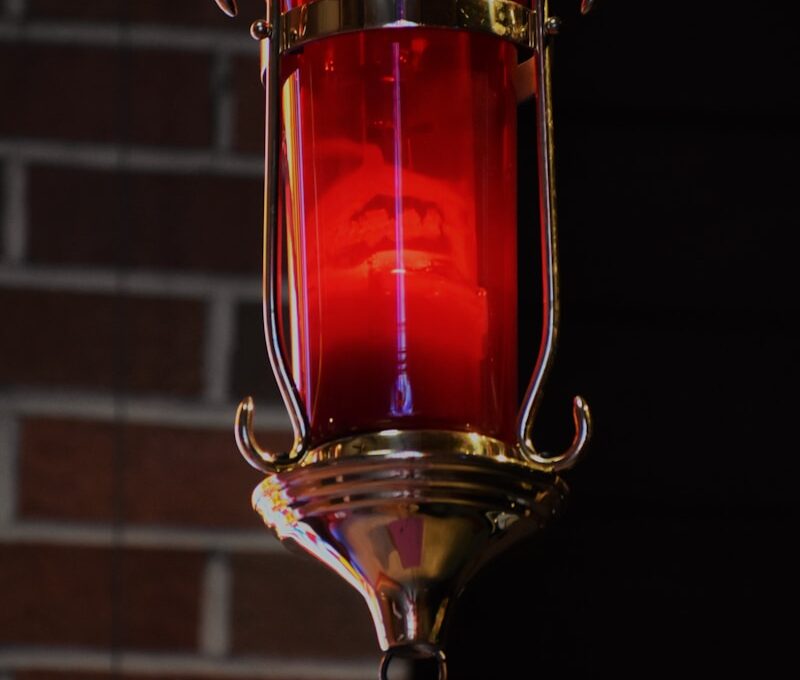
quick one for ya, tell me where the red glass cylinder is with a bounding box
[279,22,519,446]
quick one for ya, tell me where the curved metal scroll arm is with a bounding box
[517,0,593,473]
[227,1,311,474]
[235,396,277,472]
[213,0,239,17]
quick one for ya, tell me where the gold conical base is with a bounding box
[251,430,567,674]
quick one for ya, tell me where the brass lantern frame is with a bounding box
[232,0,592,473]
[213,0,595,675]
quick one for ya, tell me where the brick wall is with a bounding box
[0,1,375,678]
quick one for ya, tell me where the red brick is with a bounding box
[0,289,204,395]
[0,544,203,649]
[26,0,231,27]
[28,166,262,274]
[19,417,115,523]
[231,552,375,657]
[233,55,264,153]
[0,44,211,147]
[18,417,292,528]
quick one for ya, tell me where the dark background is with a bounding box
[448,2,800,677]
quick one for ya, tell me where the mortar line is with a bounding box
[199,552,232,656]
[212,51,236,153]
[0,263,260,300]
[0,411,19,527]
[0,21,253,54]
[0,139,261,176]
[0,389,289,430]
[0,521,280,553]
[204,292,237,404]
[2,159,27,264]
[0,649,375,679]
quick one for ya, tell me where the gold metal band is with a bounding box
[281,0,537,53]
[298,429,515,466]
[251,438,567,652]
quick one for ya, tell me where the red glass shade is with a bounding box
[279,20,520,447]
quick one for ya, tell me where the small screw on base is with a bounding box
[250,19,272,40]
[545,16,563,36]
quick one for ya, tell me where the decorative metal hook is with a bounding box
[516,0,592,473]
[234,0,312,473]
[234,396,274,472]
[233,20,311,478]
[235,396,303,473]
[520,396,591,473]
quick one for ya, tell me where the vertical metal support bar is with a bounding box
[525,0,560,433]
[517,0,591,472]
[235,0,310,471]
[262,0,310,462]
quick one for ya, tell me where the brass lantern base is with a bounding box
[250,430,568,676]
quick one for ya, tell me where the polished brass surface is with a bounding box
[235,0,311,475]
[544,15,562,35]
[381,646,447,680]
[234,396,300,472]
[300,429,514,466]
[216,0,537,52]
[249,18,272,40]
[516,0,592,472]
[282,0,536,53]
[214,0,239,17]
[211,0,597,674]
[252,430,568,652]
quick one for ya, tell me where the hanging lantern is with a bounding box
[214,0,593,676]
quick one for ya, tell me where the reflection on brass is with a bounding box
[544,15,562,35]
[300,429,513,466]
[251,429,568,653]
[249,18,272,40]
[213,0,238,18]
[262,0,313,465]
[380,645,447,680]
[234,396,304,472]
[282,0,537,53]
[213,0,537,53]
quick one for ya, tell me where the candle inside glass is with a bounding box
[279,27,519,446]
